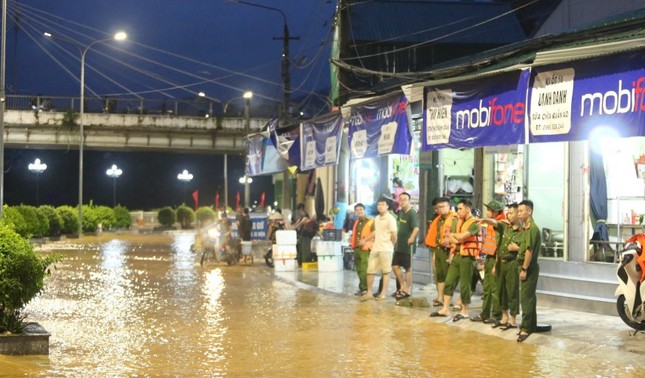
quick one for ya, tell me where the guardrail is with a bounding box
[4,95,280,119]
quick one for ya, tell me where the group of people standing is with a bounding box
[349,192,420,301]
[350,195,541,343]
[426,197,540,342]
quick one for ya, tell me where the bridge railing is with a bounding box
[4,95,280,119]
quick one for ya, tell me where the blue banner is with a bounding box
[268,117,301,168]
[423,69,529,151]
[300,112,344,171]
[245,131,289,176]
[528,51,645,143]
[348,93,412,159]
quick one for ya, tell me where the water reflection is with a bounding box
[1,232,643,376]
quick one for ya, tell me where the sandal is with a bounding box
[500,323,518,331]
[432,299,443,307]
[395,291,411,300]
[452,314,467,322]
[517,332,530,342]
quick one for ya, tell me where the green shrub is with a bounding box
[195,206,216,226]
[2,205,28,238]
[56,205,79,235]
[81,205,99,233]
[34,208,50,238]
[0,223,60,333]
[93,206,116,230]
[38,205,63,237]
[176,205,195,229]
[16,205,47,238]
[157,206,176,227]
[113,206,132,229]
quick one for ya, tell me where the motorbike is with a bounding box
[198,221,241,266]
[615,233,645,331]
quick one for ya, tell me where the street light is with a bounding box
[106,164,123,207]
[27,158,47,205]
[45,31,127,235]
[238,175,253,208]
[177,169,193,204]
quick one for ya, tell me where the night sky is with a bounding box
[2,0,335,210]
[6,147,274,210]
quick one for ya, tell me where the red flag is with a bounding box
[259,192,265,208]
[215,192,220,209]
[235,192,241,210]
[192,190,199,210]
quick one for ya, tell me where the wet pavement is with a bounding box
[1,232,644,377]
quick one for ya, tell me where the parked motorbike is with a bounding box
[198,221,241,266]
[615,233,645,331]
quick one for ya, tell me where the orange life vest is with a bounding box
[351,218,374,251]
[480,212,507,256]
[457,217,481,257]
[425,212,457,248]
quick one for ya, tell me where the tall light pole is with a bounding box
[177,169,193,205]
[0,0,7,218]
[231,1,298,211]
[239,176,253,208]
[77,31,127,236]
[28,158,47,206]
[106,164,122,207]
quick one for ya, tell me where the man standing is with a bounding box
[471,200,505,323]
[517,200,541,342]
[361,198,397,301]
[430,199,480,321]
[479,203,522,329]
[350,203,374,296]
[424,197,457,307]
[392,192,419,299]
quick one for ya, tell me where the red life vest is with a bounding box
[351,218,374,251]
[457,217,480,257]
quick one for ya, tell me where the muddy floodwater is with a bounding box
[1,232,643,377]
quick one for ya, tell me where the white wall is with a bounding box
[527,142,566,232]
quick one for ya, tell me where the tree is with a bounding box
[176,205,195,229]
[157,207,176,228]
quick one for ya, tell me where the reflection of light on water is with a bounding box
[201,268,228,365]
[101,239,127,272]
[169,233,199,309]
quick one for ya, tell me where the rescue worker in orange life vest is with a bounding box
[424,197,457,307]
[430,198,480,321]
[471,200,505,324]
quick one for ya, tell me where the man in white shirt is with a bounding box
[361,198,398,301]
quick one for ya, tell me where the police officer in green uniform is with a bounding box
[517,199,541,342]
[351,203,374,296]
[472,200,504,323]
[430,199,480,321]
[425,197,456,307]
[481,203,522,329]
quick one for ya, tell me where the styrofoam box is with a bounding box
[274,258,298,272]
[317,254,343,271]
[316,241,342,256]
[276,230,297,245]
[273,244,297,259]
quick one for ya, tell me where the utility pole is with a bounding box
[274,23,299,126]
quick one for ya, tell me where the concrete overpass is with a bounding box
[2,95,272,153]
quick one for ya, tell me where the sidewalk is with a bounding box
[273,266,645,369]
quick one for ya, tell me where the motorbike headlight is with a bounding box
[207,228,220,239]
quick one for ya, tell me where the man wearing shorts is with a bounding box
[361,198,397,301]
[392,192,419,299]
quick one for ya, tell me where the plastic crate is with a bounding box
[241,241,253,256]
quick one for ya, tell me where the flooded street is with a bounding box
[1,232,643,377]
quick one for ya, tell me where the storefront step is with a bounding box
[537,290,616,316]
[539,272,616,300]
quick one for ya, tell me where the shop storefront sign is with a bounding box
[300,112,344,171]
[529,51,645,143]
[348,92,412,159]
[422,69,530,151]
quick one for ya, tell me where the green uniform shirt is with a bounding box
[396,207,419,253]
[518,219,541,266]
[496,222,522,259]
